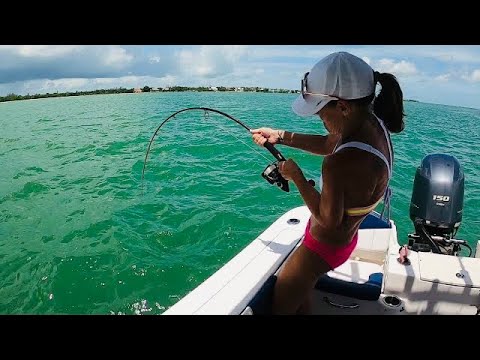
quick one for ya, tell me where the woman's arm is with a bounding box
[281,131,339,156]
[251,128,339,156]
[291,156,344,229]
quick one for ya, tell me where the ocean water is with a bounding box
[0,92,479,314]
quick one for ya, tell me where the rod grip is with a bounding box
[263,141,285,161]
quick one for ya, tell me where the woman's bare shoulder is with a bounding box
[323,148,386,180]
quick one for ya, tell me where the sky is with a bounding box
[1,45,480,109]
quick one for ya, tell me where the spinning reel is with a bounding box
[261,142,314,192]
[261,142,289,192]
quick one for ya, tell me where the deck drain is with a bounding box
[287,218,300,225]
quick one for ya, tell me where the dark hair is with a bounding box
[372,71,405,133]
[325,71,405,133]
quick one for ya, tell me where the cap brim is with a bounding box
[292,94,331,117]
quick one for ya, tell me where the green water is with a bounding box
[0,92,479,314]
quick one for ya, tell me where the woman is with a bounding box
[251,51,405,314]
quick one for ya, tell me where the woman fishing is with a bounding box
[251,51,405,314]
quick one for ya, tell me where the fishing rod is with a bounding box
[141,107,314,192]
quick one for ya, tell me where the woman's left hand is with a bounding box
[278,159,303,182]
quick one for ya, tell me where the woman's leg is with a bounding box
[272,244,331,315]
[296,290,313,315]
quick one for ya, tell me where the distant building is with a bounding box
[151,87,159,92]
[134,88,142,93]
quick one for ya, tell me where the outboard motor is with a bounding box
[408,154,472,256]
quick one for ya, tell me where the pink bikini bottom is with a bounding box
[302,219,358,270]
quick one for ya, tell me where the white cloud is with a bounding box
[417,46,480,63]
[92,77,136,85]
[345,46,480,65]
[176,45,248,78]
[0,45,84,58]
[2,45,480,109]
[461,69,480,82]
[0,75,179,96]
[434,73,451,81]
[472,69,480,82]
[0,45,135,83]
[374,58,418,77]
[149,56,161,64]
[246,46,480,68]
[40,78,90,91]
[87,75,178,88]
[101,46,133,67]
[246,46,343,60]
[221,45,248,61]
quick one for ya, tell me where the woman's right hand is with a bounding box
[250,127,284,147]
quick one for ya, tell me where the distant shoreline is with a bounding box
[3,86,470,109]
[0,86,298,104]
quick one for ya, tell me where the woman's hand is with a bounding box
[278,159,304,182]
[250,127,284,146]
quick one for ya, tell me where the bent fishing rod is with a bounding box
[141,107,314,192]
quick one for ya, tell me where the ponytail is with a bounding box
[373,71,405,133]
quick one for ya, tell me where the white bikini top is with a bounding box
[318,114,393,221]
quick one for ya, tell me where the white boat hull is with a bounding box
[164,206,480,315]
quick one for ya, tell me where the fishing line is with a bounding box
[201,110,272,164]
[142,107,251,182]
[142,107,314,193]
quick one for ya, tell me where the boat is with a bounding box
[163,153,480,315]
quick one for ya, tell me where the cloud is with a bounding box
[347,46,480,65]
[175,45,248,78]
[246,46,346,61]
[102,46,133,67]
[40,78,90,92]
[149,56,161,64]
[374,58,418,76]
[0,45,84,58]
[242,46,480,66]
[362,56,371,65]
[461,69,480,82]
[0,75,178,96]
[472,69,480,82]
[416,46,480,63]
[434,73,451,81]
[0,45,134,84]
[1,45,480,109]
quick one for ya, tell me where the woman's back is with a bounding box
[310,112,393,246]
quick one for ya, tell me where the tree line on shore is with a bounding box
[0,86,298,103]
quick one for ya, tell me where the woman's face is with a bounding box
[318,101,345,135]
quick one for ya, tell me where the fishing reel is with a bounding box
[261,142,314,192]
[261,142,289,192]
[262,161,289,192]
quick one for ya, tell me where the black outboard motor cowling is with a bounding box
[409,154,464,235]
[408,154,468,256]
